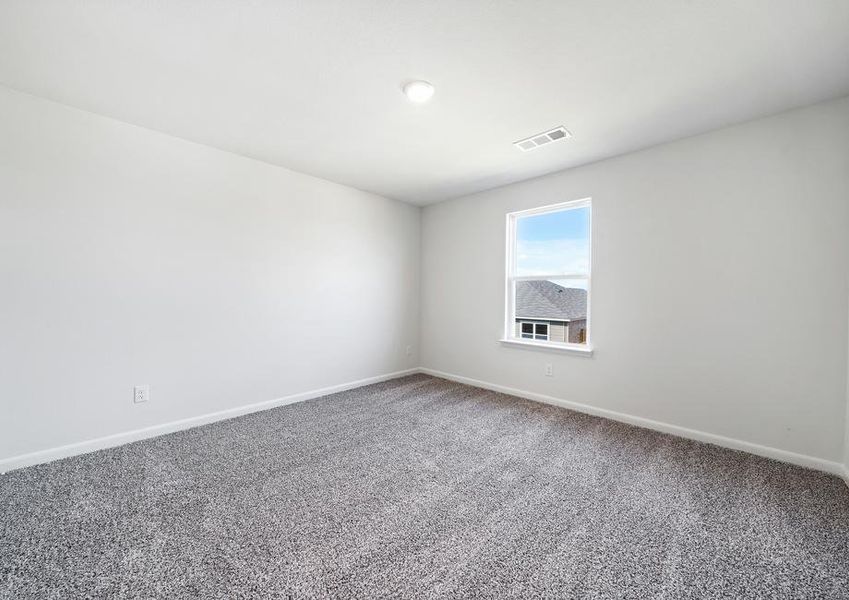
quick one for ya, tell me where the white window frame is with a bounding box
[501,198,593,355]
[518,320,549,341]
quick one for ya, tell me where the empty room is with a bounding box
[2,1,849,598]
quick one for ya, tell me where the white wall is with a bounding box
[421,97,849,465]
[0,86,420,464]
[3,83,848,475]
[845,285,849,478]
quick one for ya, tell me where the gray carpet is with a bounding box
[1,375,848,599]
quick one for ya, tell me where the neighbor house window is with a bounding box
[504,199,591,350]
[519,321,549,340]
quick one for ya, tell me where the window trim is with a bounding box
[499,337,594,355]
[503,198,593,354]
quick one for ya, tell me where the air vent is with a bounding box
[513,126,572,152]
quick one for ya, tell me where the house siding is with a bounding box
[550,323,567,342]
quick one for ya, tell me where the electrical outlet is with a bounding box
[134,385,150,404]
[406,345,413,357]
[544,363,553,377]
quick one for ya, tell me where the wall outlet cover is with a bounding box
[134,385,150,404]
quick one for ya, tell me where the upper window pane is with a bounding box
[515,206,590,276]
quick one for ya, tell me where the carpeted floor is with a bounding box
[1,374,848,599]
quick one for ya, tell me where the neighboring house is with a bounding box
[515,280,587,344]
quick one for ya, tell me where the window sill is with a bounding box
[499,338,594,356]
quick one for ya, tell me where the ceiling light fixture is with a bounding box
[403,80,435,103]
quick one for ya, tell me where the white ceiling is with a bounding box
[1,1,848,205]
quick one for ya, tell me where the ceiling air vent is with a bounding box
[513,126,572,152]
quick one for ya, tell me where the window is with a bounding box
[504,199,591,351]
[519,321,549,340]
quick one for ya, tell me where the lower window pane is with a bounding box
[514,278,588,344]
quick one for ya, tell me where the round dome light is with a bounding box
[403,80,435,103]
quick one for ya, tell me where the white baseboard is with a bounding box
[4,366,846,485]
[420,367,846,479]
[0,368,419,474]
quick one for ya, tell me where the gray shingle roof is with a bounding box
[516,280,587,321]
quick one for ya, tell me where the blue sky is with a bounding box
[517,206,589,243]
[516,207,590,285]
